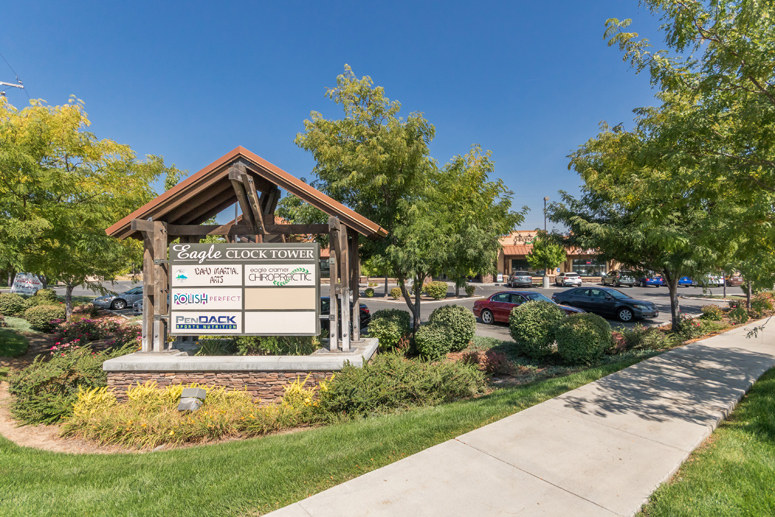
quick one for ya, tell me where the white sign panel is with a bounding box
[10,273,43,295]
[170,288,243,310]
[244,264,317,287]
[244,312,318,334]
[170,311,243,335]
[171,264,242,287]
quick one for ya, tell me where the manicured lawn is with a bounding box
[0,354,649,517]
[640,367,775,516]
[0,317,34,357]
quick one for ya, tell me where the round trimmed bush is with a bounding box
[34,288,58,303]
[508,301,565,359]
[364,288,375,298]
[23,304,66,332]
[428,304,476,352]
[700,305,723,321]
[0,293,27,316]
[414,323,453,360]
[425,281,448,300]
[465,284,476,297]
[368,309,411,350]
[390,287,402,300]
[555,313,612,365]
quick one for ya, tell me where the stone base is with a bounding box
[107,370,334,403]
[103,338,378,404]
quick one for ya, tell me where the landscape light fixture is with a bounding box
[178,387,207,411]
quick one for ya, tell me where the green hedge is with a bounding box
[508,301,565,359]
[555,313,612,365]
[465,284,476,297]
[425,281,448,300]
[23,304,66,332]
[0,293,27,316]
[428,304,476,352]
[35,288,59,303]
[364,288,375,298]
[368,309,411,350]
[390,287,402,300]
[318,352,486,417]
[414,323,452,360]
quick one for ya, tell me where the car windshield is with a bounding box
[523,293,554,304]
[606,289,631,300]
[565,273,579,277]
[514,271,529,276]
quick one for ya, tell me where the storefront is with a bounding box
[570,257,608,277]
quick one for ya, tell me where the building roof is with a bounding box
[502,245,533,256]
[106,146,388,240]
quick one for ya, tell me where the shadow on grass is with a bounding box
[0,328,29,357]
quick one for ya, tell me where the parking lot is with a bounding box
[42,280,739,341]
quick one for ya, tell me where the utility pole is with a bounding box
[0,79,24,97]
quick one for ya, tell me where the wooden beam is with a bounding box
[141,231,154,352]
[132,219,155,233]
[264,224,329,234]
[349,228,360,342]
[328,216,340,351]
[174,186,234,224]
[229,166,257,234]
[166,223,254,236]
[338,220,350,352]
[152,221,168,352]
[240,171,266,234]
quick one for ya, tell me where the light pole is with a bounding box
[543,197,549,232]
[543,197,550,288]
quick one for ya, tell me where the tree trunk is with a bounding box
[65,283,74,321]
[413,275,423,332]
[384,274,389,296]
[722,271,726,299]
[7,271,12,287]
[664,270,681,331]
[746,281,752,310]
[454,278,461,298]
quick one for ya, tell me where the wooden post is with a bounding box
[329,217,341,351]
[141,231,155,352]
[349,229,360,342]
[338,224,350,352]
[152,221,168,352]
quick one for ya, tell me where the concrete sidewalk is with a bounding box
[268,322,775,517]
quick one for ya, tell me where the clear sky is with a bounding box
[1,1,666,230]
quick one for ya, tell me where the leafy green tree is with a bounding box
[275,182,330,247]
[438,146,525,296]
[0,97,180,318]
[526,233,566,276]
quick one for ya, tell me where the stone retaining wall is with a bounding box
[107,370,335,404]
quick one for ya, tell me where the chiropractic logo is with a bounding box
[247,266,312,286]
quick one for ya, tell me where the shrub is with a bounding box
[34,288,59,303]
[679,318,722,340]
[194,339,237,356]
[23,304,66,332]
[57,318,102,343]
[8,343,134,425]
[482,350,514,376]
[555,313,612,365]
[368,309,411,351]
[424,281,448,300]
[465,284,476,297]
[508,301,565,359]
[318,352,485,417]
[0,293,27,316]
[428,304,476,352]
[728,305,749,325]
[619,324,676,351]
[0,314,5,327]
[751,295,773,317]
[700,305,724,321]
[410,282,426,296]
[234,335,319,356]
[364,287,375,298]
[414,323,453,360]
[390,287,402,300]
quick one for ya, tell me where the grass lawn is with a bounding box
[640,367,775,516]
[0,317,35,357]
[0,354,650,517]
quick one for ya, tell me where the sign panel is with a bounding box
[10,273,43,296]
[168,243,320,336]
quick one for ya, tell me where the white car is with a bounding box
[695,274,724,287]
[555,272,583,287]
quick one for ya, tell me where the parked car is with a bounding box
[507,271,533,288]
[637,274,665,288]
[473,291,584,324]
[551,287,659,322]
[555,271,582,287]
[694,274,724,287]
[725,274,744,287]
[601,270,638,287]
[678,276,693,287]
[320,296,371,331]
[94,286,144,310]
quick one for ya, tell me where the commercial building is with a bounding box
[496,231,612,279]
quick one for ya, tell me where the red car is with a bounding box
[473,291,584,324]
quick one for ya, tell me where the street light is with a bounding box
[543,197,550,232]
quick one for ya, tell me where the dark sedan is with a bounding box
[473,291,584,324]
[320,296,371,331]
[552,287,658,322]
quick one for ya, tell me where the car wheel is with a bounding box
[481,309,494,325]
[618,307,634,322]
[111,299,127,310]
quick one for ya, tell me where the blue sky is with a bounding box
[1,1,665,230]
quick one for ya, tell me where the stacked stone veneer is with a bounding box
[107,370,335,404]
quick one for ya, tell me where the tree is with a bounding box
[526,233,566,275]
[0,97,180,318]
[550,123,724,329]
[438,146,525,296]
[296,66,522,330]
[275,181,330,247]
